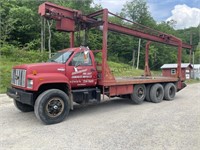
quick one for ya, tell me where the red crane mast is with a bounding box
[38,2,192,89]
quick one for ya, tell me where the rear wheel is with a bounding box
[145,84,152,102]
[130,84,146,104]
[14,99,34,112]
[150,84,164,103]
[34,89,70,125]
[164,83,177,100]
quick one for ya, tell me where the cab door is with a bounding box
[66,50,97,88]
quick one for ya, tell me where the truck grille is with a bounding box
[11,69,26,87]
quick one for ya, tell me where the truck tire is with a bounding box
[14,99,34,112]
[130,84,146,104]
[164,83,177,100]
[34,89,70,125]
[145,84,152,102]
[150,84,164,103]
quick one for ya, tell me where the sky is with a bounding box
[93,0,200,29]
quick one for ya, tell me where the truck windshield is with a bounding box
[48,51,73,63]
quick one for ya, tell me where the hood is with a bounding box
[13,62,66,75]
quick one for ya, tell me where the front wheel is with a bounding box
[34,89,70,125]
[14,99,34,112]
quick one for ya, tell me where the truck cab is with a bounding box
[7,46,101,124]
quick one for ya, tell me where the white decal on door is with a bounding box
[72,69,87,75]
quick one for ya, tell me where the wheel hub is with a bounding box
[45,97,64,118]
[138,88,144,98]
[53,105,58,109]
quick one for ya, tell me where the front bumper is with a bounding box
[7,88,34,106]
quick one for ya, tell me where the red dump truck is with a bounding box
[7,2,192,124]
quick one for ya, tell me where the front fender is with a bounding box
[27,73,70,91]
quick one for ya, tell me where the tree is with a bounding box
[0,0,44,49]
[0,0,95,51]
[121,0,155,26]
[0,0,18,44]
[1,0,197,70]
[121,0,156,69]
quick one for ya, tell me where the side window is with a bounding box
[171,69,176,75]
[69,52,92,66]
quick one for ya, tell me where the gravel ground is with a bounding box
[0,83,200,150]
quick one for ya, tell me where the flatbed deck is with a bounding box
[102,76,178,86]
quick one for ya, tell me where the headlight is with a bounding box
[27,79,33,89]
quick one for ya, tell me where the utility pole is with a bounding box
[41,17,46,52]
[43,18,46,51]
[193,50,195,79]
[189,32,195,78]
[47,20,53,58]
[189,32,193,64]
[136,38,141,69]
[41,16,44,52]
[132,48,135,69]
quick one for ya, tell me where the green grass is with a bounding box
[0,49,48,93]
[185,79,200,84]
[108,61,161,77]
[108,61,143,76]
[0,57,26,93]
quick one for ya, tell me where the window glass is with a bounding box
[69,52,92,66]
[48,51,73,63]
[171,69,176,75]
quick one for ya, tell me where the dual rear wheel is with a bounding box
[164,83,177,100]
[130,83,176,104]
